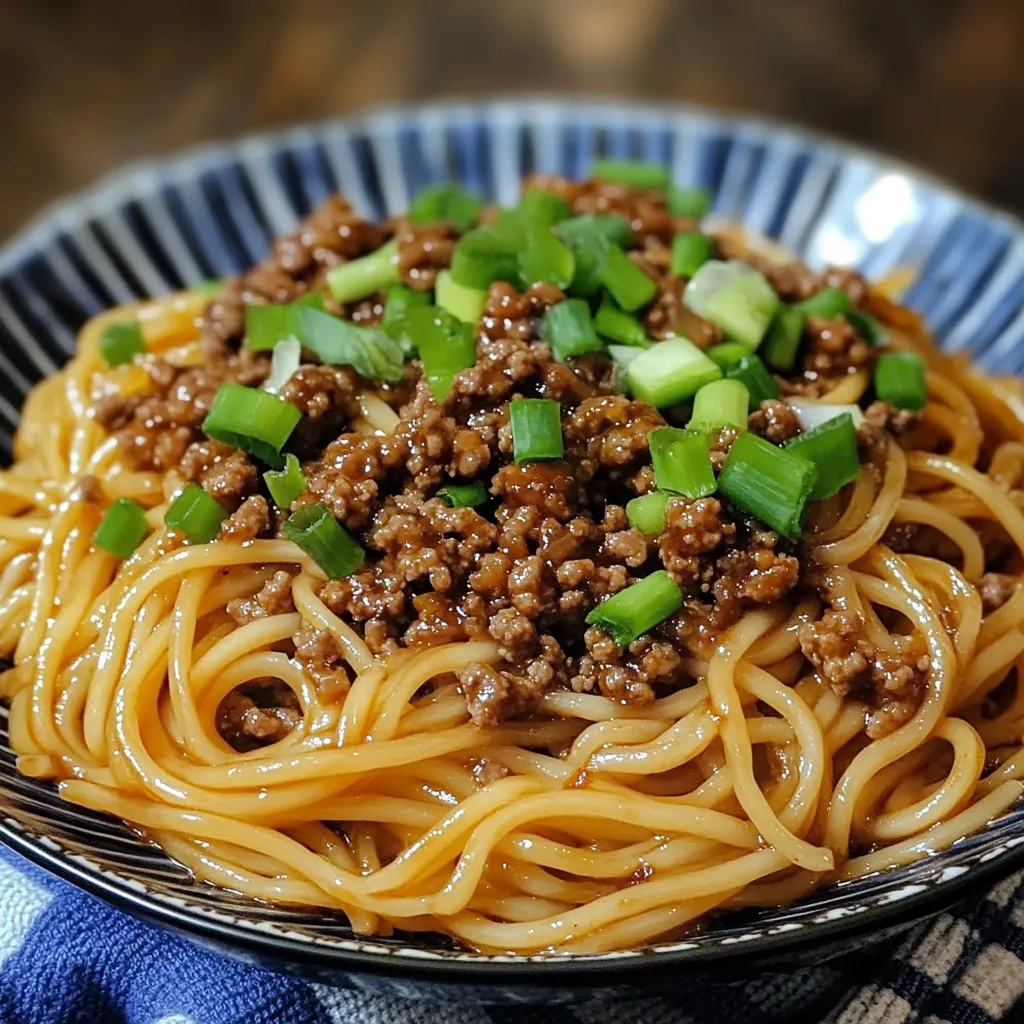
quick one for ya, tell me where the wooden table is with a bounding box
[2,0,1022,238]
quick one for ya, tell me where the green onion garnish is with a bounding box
[761,306,807,371]
[724,354,780,409]
[784,412,859,500]
[585,570,683,647]
[542,298,603,360]
[408,183,483,232]
[293,307,405,382]
[518,224,576,289]
[667,185,711,219]
[706,342,751,370]
[845,309,885,345]
[202,383,302,468]
[797,287,851,320]
[626,338,721,408]
[450,225,520,290]
[282,502,364,579]
[244,293,324,352]
[562,232,610,298]
[435,269,487,324]
[626,491,670,536]
[690,378,749,429]
[326,239,399,303]
[592,159,669,190]
[594,294,649,347]
[510,398,564,464]
[670,232,714,278]
[100,321,146,367]
[518,188,572,227]
[874,350,927,411]
[437,481,489,508]
[93,498,150,559]
[380,284,431,352]
[557,213,634,250]
[608,344,645,369]
[165,483,228,543]
[264,453,306,508]
[194,278,224,297]
[599,246,657,312]
[685,261,779,350]
[406,306,477,402]
[718,431,817,540]
[649,426,716,498]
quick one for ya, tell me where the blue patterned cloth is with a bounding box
[2,843,1024,1024]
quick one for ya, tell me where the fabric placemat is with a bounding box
[1,843,1023,1024]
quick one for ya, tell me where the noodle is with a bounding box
[3,179,1024,958]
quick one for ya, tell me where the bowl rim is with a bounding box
[2,95,1024,981]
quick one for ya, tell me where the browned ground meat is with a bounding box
[864,400,920,436]
[802,316,873,377]
[293,627,353,701]
[979,572,1017,613]
[748,400,802,444]
[217,681,302,752]
[219,495,270,541]
[227,570,296,625]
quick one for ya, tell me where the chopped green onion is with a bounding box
[518,188,572,227]
[685,260,779,350]
[706,342,751,370]
[585,570,683,647]
[381,284,431,352]
[165,483,228,543]
[724,354,780,410]
[408,183,483,232]
[194,278,224,296]
[761,305,807,371]
[626,338,721,408]
[325,239,399,303]
[406,306,477,402]
[599,246,657,312]
[594,294,649,347]
[845,309,885,345]
[608,344,645,369]
[690,378,749,429]
[202,383,301,468]
[784,413,859,500]
[435,269,487,324]
[667,185,711,219]
[562,232,609,298]
[244,294,324,352]
[542,298,603,360]
[93,498,150,559]
[264,453,306,508]
[450,225,520,290]
[293,307,405,381]
[282,502,364,579]
[649,426,716,498]
[670,232,714,278]
[510,398,564,464]
[518,225,576,289]
[718,432,817,540]
[874,351,927,411]
[786,400,864,432]
[437,481,489,508]
[100,321,145,367]
[626,491,670,536]
[557,213,634,250]
[263,337,301,394]
[797,287,851,320]
[592,159,669,190]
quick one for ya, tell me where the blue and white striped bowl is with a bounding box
[1,99,1023,1000]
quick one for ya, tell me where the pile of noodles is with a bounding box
[2,277,1024,956]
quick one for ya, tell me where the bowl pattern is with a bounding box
[2,99,1024,995]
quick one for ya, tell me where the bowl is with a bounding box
[2,98,1024,1003]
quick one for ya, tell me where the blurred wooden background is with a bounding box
[1,0,1023,238]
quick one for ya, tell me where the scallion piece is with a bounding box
[562,232,610,298]
[93,498,150,559]
[100,321,145,367]
[326,239,399,303]
[670,232,714,278]
[626,338,721,408]
[518,188,572,227]
[518,225,576,289]
[263,337,301,395]
[690,378,749,429]
[784,413,859,500]
[608,344,645,369]
[706,342,751,370]
[510,398,564,464]
[649,426,716,499]
[718,431,817,540]
[244,294,324,352]
[557,213,634,250]
[165,483,228,543]
[264,453,306,508]
[542,298,603,360]
[450,225,520,290]
[592,159,669,190]
[724,354,780,410]
[585,570,683,647]
[194,278,224,296]
[786,399,864,432]
[599,246,657,312]
[797,287,851,320]
[667,185,711,219]
[435,269,487,324]
[282,502,364,579]
[437,481,489,508]
[761,305,807,371]
[874,350,927,411]
[685,260,779,350]
[626,491,670,536]
[380,284,431,354]
[408,183,483,232]
[293,306,405,381]
[594,294,649,347]
[845,309,885,345]
[202,383,301,468]
[406,306,477,402]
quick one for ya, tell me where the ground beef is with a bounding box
[293,627,352,701]
[178,440,258,510]
[227,570,296,625]
[864,400,920,436]
[802,316,873,378]
[394,221,456,290]
[219,495,270,542]
[748,399,802,444]
[217,682,301,752]
[979,573,1017,614]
